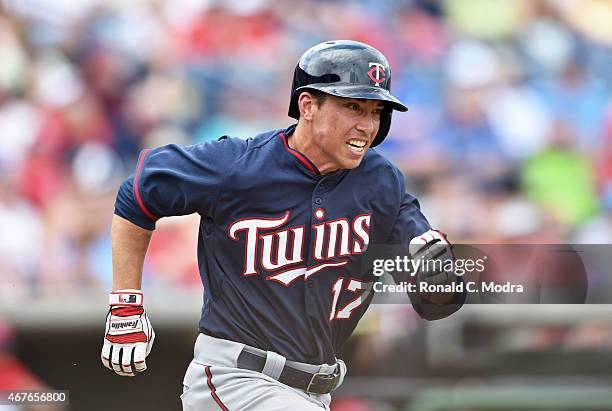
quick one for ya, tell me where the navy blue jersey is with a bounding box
[115,125,435,364]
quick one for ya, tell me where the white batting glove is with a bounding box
[409,230,454,284]
[101,289,155,377]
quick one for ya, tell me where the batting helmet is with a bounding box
[288,40,407,147]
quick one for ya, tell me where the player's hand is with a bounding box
[409,229,454,285]
[101,289,155,377]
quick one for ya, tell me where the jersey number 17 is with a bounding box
[329,277,368,321]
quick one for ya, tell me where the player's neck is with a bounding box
[289,125,338,175]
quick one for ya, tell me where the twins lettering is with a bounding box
[229,211,371,285]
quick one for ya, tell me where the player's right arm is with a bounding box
[111,214,152,290]
[101,139,247,376]
[101,215,154,377]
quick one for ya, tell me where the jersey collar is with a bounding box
[280,125,321,177]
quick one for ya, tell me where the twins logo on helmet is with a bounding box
[367,62,386,86]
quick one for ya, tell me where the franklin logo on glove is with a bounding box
[111,320,139,330]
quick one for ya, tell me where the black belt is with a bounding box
[236,350,340,395]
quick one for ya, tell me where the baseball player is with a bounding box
[101,40,464,410]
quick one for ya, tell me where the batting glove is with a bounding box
[409,230,454,284]
[101,289,155,377]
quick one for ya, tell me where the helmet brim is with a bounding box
[295,84,408,112]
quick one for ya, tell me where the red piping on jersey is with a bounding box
[205,365,229,411]
[133,148,159,221]
[280,132,320,175]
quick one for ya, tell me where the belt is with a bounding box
[236,349,341,395]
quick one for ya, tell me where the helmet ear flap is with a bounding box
[371,108,392,147]
[288,90,301,120]
[288,66,308,119]
[289,66,341,120]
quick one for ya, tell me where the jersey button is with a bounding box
[314,198,322,205]
[307,280,314,288]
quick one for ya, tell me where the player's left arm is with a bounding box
[407,228,466,319]
[387,171,465,320]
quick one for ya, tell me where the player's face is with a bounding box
[311,96,385,171]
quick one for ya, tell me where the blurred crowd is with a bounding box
[2,1,612,409]
[1,0,612,299]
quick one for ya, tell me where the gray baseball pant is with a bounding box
[181,333,346,410]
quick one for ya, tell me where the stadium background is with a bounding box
[1,0,612,410]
